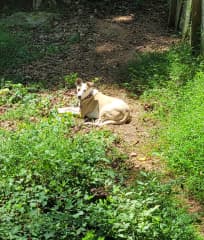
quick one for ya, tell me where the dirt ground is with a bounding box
[14,0,178,85]
[9,0,178,170]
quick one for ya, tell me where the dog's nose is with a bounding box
[78,96,81,100]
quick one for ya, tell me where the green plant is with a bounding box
[0,107,201,239]
[82,231,104,240]
[133,44,204,203]
[86,172,201,240]
[0,93,54,123]
[64,72,78,89]
[162,71,204,201]
[0,82,30,105]
[0,28,44,74]
[120,44,198,95]
[0,30,22,71]
[0,114,117,239]
[68,32,81,44]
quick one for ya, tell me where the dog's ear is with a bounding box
[75,78,83,86]
[87,82,94,88]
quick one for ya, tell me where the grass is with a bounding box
[162,72,204,200]
[119,44,198,95]
[124,43,204,204]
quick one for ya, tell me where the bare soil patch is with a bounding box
[9,0,178,86]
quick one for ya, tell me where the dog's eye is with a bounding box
[83,89,86,92]
[77,88,80,92]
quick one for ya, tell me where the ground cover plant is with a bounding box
[0,26,51,77]
[0,4,203,239]
[0,83,202,239]
[161,71,204,201]
[120,44,198,95]
[125,44,204,203]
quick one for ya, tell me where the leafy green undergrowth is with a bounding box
[87,173,201,240]
[125,44,204,204]
[120,44,198,95]
[0,27,53,74]
[0,68,202,239]
[0,83,202,239]
[160,72,204,201]
[0,82,52,123]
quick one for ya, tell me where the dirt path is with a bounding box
[12,0,179,170]
[16,0,177,85]
[97,85,160,171]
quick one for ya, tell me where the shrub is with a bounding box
[0,82,29,105]
[0,115,118,239]
[0,30,23,71]
[0,113,201,239]
[0,29,42,73]
[64,72,78,89]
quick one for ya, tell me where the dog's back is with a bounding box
[93,91,131,125]
[75,78,131,126]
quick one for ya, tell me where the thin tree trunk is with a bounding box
[201,0,204,54]
[0,0,6,10]
[182,0,192,39]
[33,0,43,10]
[175,0,184,30]
[191,0,201,50]
[168,0,177,27]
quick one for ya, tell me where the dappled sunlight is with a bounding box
[3,0,179,88]
[112,14,135,23]
[96,43,118,53]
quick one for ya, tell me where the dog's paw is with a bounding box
[83,121,93,125]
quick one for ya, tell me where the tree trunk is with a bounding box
[33,0,43,10]
[191,0,201,50]
[175,0,184,30]
[168,0,177,27]
[0,0,6,10]
[201,0,204,54]
[182,0,192,39]
[9,0,33,10]
[33,0,57,10]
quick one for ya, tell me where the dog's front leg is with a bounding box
[83,118,96,125]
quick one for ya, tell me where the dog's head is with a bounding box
[75,78,94,100]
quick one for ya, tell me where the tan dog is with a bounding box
[76,78,131,126]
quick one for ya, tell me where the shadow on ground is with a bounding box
[2,0,178,88]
